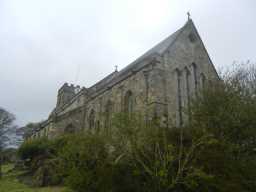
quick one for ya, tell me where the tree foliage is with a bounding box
[0,107,15,178]
[0,108,15,147]
[21,122,42,140]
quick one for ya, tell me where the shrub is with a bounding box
[59,134,110,192]
[33,158,63,186]
[18,137,51,161]
[17,137,66,186]
[1,148,17,164]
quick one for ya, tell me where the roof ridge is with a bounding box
[57,20,191,111]
[83,20,190,97]
[117,21,188,75]
[88,71,118,89]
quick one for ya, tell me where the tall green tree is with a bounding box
[185,64,256,191]
[0,107,15,178]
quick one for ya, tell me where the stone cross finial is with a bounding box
[187,12,191,20]
[115,65,118,72]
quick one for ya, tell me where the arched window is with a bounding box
[184,67,191,110]
[200,73,206,89]
[191,63,198,94]
[105,100,113,133]
[96,120,100,133]
[175,69,183,127]
[65,123,75,134]
[89,109,95,130]
[124,90,133,114]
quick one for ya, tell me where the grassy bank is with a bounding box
[0,164,70,192]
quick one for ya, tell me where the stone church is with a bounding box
[31,19,218,139]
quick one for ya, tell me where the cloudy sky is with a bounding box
[0,0,255,126]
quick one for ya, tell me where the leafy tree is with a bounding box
[185,64,256,191]
[21,122,41,140]
[0,107,15,178]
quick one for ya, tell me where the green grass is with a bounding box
[2,164,14,174]
[0,164,71,192]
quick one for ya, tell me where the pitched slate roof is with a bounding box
[118,22,187,75]
[87,20,189,94]
[55,20,190,113]
[87,71,118,94]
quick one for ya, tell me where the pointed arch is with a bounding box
[65,123,75,134]
[124,90,134,115]
[105,100,113,133]
[175,68,183,127]
[191,63,198,94]
[96,120,100,133]
[184,67,191,110]
[200,73,206,89]
[88,109,95,130]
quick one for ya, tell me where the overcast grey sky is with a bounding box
[0,0,255,126]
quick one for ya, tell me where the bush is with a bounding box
[59,134,110,192]
[18,137,51,161]
[33,158,63,186]
[1,148,17,163]
[17,137,66,186]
